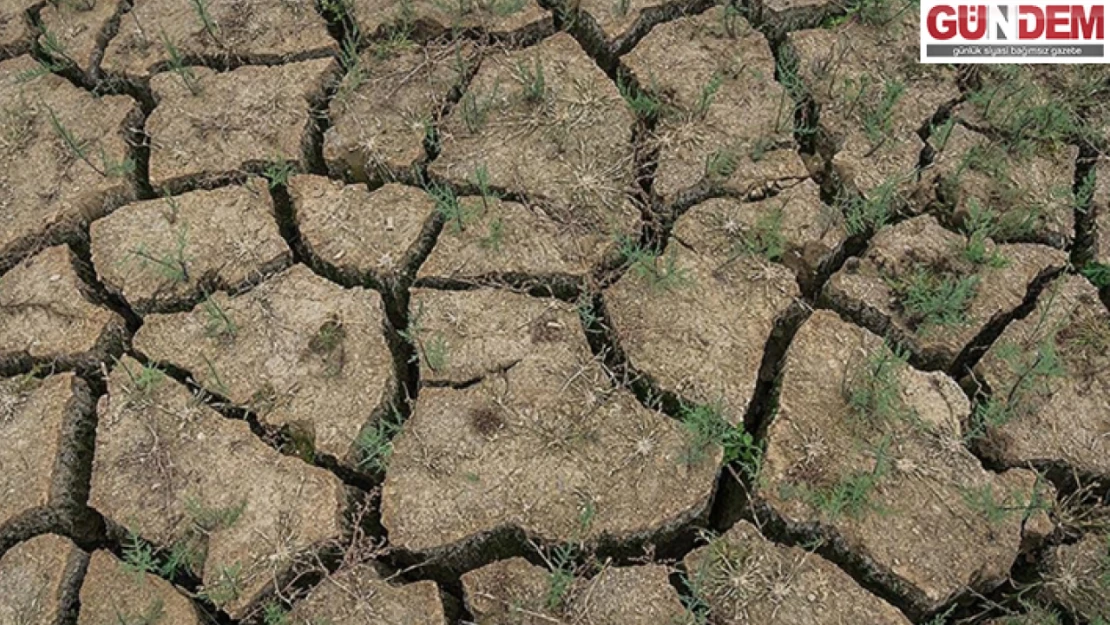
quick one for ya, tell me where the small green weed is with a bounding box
[357,411,403,472]
[842,179,900,235]
[961,483,1021,524]
[189,0,220,43]
[730,206,786,262]
[844,343,911,427]
[678,402,760,477]
[618,74,664,120]
[198,562,243,607]
[120,360,166,397]
[793,436,892,520]
[263,159,295,189]
[544,544,576,612]
[262,601,289,625]
[160,32,201,96]
[693,73,723,119]
[121,529,158,580]
[202,296,236,340]
[428,182,473,233]
[892,268,978,331]
[704,147,738,181]
[45,103,134,178]
[967,332,1065,440]
[514,56,546,104]
[619,237,690,291]
[127,225,190,284]
[1082,262,1110,289]
[961,200,1008,267]
[185,497,245,532]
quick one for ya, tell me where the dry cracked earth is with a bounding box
[1,0,1109,623]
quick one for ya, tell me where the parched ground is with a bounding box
[2,1,1109,624]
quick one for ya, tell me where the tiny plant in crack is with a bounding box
[357,409,403,472]
[678,401,761,476]
[841,178,900,236]
[161,31,201,96]
[428,182,473,233]
[263,159,295,189]
[198,562,244,608]
[401,302,450,372]
[960,199,1009,268]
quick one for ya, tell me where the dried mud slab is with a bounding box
[605,193,802,425]
[926,124,1077,248]
[288,176,435,283]
[0,56,138,270]
[0,246,126,372]
[77,549,203,625]
[89,355,346,618]
[683,520,910,624]
[146,57,337,190]
[0,374,92,544]
[418,194,616,285]
[675,179,846,291]
[971,275,1110,479]
[431,33,640,246]
[624,7,808,205]
[461,557,686,624]
[90,178,290,313]
[287,564,446,624]
[0,533,86,624]
[323,41,476,182]
[134,265,396,464]
[823,215,1068,370]
[789,5,958,195]
[1042,532,1110,622]
[38,0,121,77]
[382,289,718,554]
[348,0,550,41]
[100,0,334,78]
[760,310,1048,612]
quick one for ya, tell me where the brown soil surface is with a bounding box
[323,41,477,182]
[0,55,138,270]
[38,0,119,78]
[38,0,120,78]
[146,57,337,190]
[430,33,640,244]
[623,7,808,204]
[575,0,689,52]
[0,246,126,372]
[971,274,1110,478]
[605,195,802,425]
[1041,532,1110,622]
[683,519,910,624]
[382,288,718,554]
[675,178,846,290]
[77,549,203,625]
[823,214,1068,369]
[100,0,334,78]
[461,557,686,624]
[133,264,396,464]
[0,374,91,542]
[0,533,86,624]
[90,177,291,312]
[417,193,615,284]
[88,355,347,618]
[789,6,957,195]
[0,0,34,57]
[287,563,446,624]
[925,124,1077,248]
[759,310,1049,612]
[289,175,435,283]
[348,0,550,41]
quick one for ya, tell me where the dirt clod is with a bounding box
[133,264,396,465]
[287,563,446,624]
[90,178,291,313]
[89,355,347,618]
[77,549,203,625]
[0,533,86,624]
